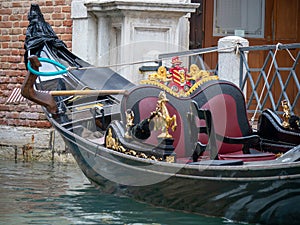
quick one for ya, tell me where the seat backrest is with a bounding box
[258,109,300,145]
[121,85,192,158]
[121,80,252,158]
[191,80,252,154]
[189,101,218,160]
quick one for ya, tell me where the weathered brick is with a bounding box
[63,20,72,27]
[65,27,72,34]
[11,49,21,56]
[12,2,22,7]
[19,35,26,42]
[0,77,10,83]
[17,63,26,70]
[9,64,18,70]
[20,21,29,28]
[2,43,9,48]
[65,42,72,49]
[45,1,54,6]
[1,0,72,129]
[54,21,63,27]
[0,111,6,118]
[62,6,71,13]
[1,98,8,105]
[10,15,23,21]
[61,34,72,41]
[1,29,8,35]
[42,7,54,14]
[44,14,51,21]
[0,9,12,15]
[12,29,23,35]
[7,56,22,63]
[0,103,10,110]
[1,63,10,69]
[6,119,16,126]
[9,42,23,49]
[22,15,28,21]
[6,112,20,119]
[0,119,6,125]
[19,111,40,120]
[1,35,11,42]
[0,56,9,62]
[0,21,12,28]
[54,27,66,34]
[12,7,29,15]
[1,2,12,8]
[52,13,65,20]
[54,7,62,13]
[1,15,9,22]
[35,120,52,128]
[12,21,20,28]
[55,0,65,6]
[0,49,10,55]
[5,70,23,77]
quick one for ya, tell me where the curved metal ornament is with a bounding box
[27,57,68,76]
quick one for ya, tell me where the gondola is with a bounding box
[21,4,300,225]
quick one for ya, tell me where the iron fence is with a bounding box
[239,43,300,116]
[158,47,218,74]
[157,43,299,116]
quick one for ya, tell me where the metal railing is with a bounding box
[158,46,219,74]
[239,43,300,115]
[156,43,299,116]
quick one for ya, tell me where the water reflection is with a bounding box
[0,160,242,225]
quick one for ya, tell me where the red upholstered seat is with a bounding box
[121,80,277,162]
[120,86,191,158]
[136,97,185,156]
[190,81,277,162]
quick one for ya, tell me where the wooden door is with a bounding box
[199,0,300,115]
[269,0,300,115]
[189,0,204,49]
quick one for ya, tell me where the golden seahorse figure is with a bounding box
[154,91,177,139]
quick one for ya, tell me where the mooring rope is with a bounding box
[27,46,236,76]
[249,42,298,126]
[68,46,235,71]
[250,43,281,126]
[285,48,296,62]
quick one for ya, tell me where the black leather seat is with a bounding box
[257,109,300,153]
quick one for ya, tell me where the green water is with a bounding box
[0,160,245,225]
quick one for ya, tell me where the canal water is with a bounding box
[0,159,244,225]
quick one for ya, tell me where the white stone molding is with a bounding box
[72,0,199,83]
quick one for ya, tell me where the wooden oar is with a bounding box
[49,89,127,96]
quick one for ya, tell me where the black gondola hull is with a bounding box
[22,5,300,224]
[51,117,300,225]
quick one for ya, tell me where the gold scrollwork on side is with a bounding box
[105,128,163,161]
[165,155,175,163]
[282,100,290,128]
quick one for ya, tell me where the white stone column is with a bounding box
[218,36,249,87]
[82,0,199,84]
[71,0,98,65]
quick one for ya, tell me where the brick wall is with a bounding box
[0,0,72,128]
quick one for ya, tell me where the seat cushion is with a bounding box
[258,109,300,147]
[192,81,252,155]
[218,152,276,162]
